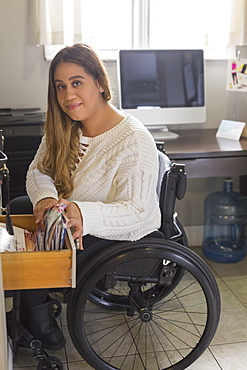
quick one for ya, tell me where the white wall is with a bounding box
[1,0,247,122]
[0,1,48,110]
[1,0,246,245]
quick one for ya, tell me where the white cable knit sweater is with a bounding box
[26,114,161,241]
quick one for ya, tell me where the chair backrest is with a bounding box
[156,150,171,197]
[9,195,33,214]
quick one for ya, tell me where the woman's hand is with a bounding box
[34,197,58,223]
[60,199,83,250]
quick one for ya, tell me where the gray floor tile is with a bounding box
[67,360,94,369]
[211,306,247,345]
[63,325,82,362]
[13,346,66,368]
[201,255,247,280]
[210,342,247,370]
[223,276,247,306]
[214,278,245,309]
[187,348,222,369]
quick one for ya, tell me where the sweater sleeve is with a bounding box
[26,136,59,206]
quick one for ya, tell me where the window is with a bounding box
[79,0,133,50]
[149,0,233,58]
[42,0,236,60]
[85,0,233,58]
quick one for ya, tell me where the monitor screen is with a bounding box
[118,49,206,133]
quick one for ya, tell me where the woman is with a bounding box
[24,43,161,350]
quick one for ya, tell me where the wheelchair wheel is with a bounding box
[89,220,188,311]
[67,239,220,370]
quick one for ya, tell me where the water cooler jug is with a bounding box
[202,178,247,263]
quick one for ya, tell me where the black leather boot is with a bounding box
[26,300,66,350]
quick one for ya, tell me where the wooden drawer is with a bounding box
[0,215,76,290]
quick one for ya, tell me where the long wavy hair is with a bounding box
[38,43,112,198]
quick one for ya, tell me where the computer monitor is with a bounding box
[118,49,206,139]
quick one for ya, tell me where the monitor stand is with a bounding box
[148,126,179,140]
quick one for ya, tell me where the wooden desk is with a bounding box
[162,130,247,189]
[0,216,76,368]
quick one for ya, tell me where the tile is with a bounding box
[190,246,221,280]
[63,325,82,362]
[223,276,247,306]
[191,246,247,279]
[186,348,222,369]
[68,360,94,369]
[214,278,244,309]
[13,347,39,368]
[210,342,247,370]
[203,257,247,279]
[211,306,247,345]
[13,344,66,368]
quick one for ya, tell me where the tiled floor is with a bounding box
[11,246,247,370]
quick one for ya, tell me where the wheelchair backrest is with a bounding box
[156,147,187,239]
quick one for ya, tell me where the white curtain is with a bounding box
[228,0,247,45]
[36,0,82,45]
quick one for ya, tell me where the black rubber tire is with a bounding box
[67,239,220,370]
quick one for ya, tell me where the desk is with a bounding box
[4,129,247,199]
[162,129,247,191]
[0,216,76,369]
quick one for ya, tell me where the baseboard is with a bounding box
[184,225,204,247]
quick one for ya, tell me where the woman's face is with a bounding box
[54,62,104,123]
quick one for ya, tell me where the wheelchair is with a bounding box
[7,148,221,370]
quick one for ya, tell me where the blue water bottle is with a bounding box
[202,178,247,263]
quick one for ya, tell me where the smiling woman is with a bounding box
[22,43,161,351]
